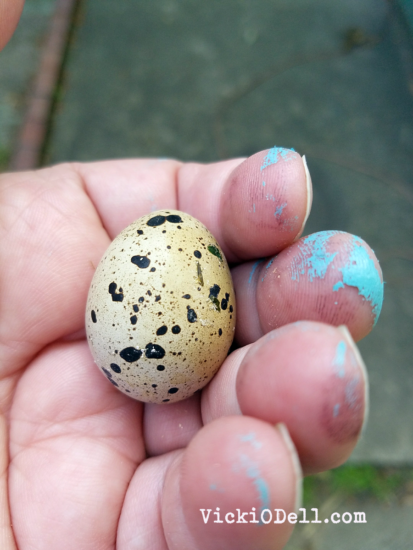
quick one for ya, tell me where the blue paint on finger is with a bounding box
[248,259,263,284]
[333,281,345,291]
[335,236,383,325]
[240,454,270,518]
[240,432,263,450]
[291,231,340,282]
[260,146,295,170]
[275,202,287,218]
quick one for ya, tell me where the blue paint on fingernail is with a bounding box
[210,483,217,490]
[260,146,295,171]
[262,180,266,187]
[333,403,340,417]
[274,202,287,218]
[253,203,256,213]
[248,259,263,284]
[291,231,340,282]
[333,341,346,378]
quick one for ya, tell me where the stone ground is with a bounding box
[1,0,413,548]
[0,0,55,168]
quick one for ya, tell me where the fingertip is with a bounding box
[167,416,299,550]
[236,321,368,474]
[257,231,384,341]
[220,147,309,260]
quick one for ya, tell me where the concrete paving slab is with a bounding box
[47,0,413,465]
[0,0,55,168]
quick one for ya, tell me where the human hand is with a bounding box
[0,150,382,549]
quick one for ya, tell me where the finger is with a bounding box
[178,148,312,262]
[0,0,24,51]
[163,417,300,550]
[0,166,110,383]
[9,341,144,549]
[74,159,182,238]
[143,393,203,457]
[119,417,301,550]
[233,230,384,345]
[117,451,177,550]
[202,322,368,475]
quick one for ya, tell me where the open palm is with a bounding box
[0,150,381,549]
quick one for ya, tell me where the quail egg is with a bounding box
[85,210,236,404]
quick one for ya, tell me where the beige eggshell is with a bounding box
[85,209,236,404]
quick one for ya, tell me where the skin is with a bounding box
[0,10,381,549]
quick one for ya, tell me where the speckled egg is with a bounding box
[85,210,236,404]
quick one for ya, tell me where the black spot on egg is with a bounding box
[150,267,156,272]
[163,399,170,402]
[166,214,183,223]
[91,310,97,323]
[157,365,165,371]
[109,379,119,387]
[147,215,166,226]
[221,298,228,310]
[194,250,202,258]
[187,307,197,323]
[156,325,168,336]
[219,328,223,336]
[182,294,191,299]
[133,304,139,312]
[209,284,221,298]
[120,347,142,363]
[229,305,233,313]
[131,255,150,269]
[137,229,144,235]
[110,363,121,373]
[168,387,179,394]
[145,343,166,359]
[130,315,137,325]
[209,284,221,311]
[172,325,181,334]
[155,295,161,302]
[139,297,144,303]
[109,282,124,302]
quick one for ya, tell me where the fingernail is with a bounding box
[293,155,313,242]
[337,325,369,434]
[275,422,303,513]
